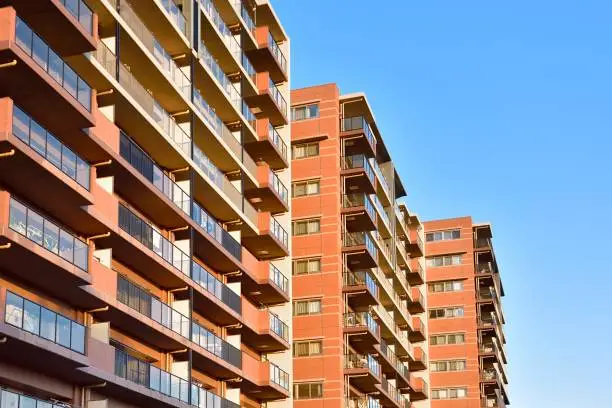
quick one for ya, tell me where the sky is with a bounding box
[273,0,612,406]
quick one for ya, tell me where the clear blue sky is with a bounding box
[274,0,612,406]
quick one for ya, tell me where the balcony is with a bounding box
[4,0,96,55]
[0,100,94,215]
[475,237,492,250]
[346,396,382,408]
[341,154,376,194]
[242,213,289,259]
[377,340,410,389]
[190,260,242,325]
[408,316,426,342]
[248,26,288,82]
[406,259,425,285]
[407,287,425,314]
[248,74,288,126]
[407,233,424,258]
[378,377,408,408]
[343,311,380,350]
[342,193,377,232]
[408,375,428,401]
[340,116,377,157]
[480,340,506,365]
[344,353,381,393]
[241,353,290,400]
[343,231,378,269]
[482,389,507,408]
[409,346,427,372]
[247,120,288,170]
[478,311,505,344]
[343,268,379,308]
[245,166,289,214]
[0,194,92,306]
[373,305,411,358]
[0,11,94,132]
[233,299,289,352]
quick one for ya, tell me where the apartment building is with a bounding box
[0,0,292,407]
[290,83,430,408]
[423,218,509,408]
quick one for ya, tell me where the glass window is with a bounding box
[291,104,319,121]
[29,119,47,157]
[43,219,60,254]
[45,133,62,169]
[41,307,56,341]
[77,77,92,111]
[5,291,24,327]
[292,142,319,159]
[59,229,74,263]
[23,299,41,335]
[56,315,71,348]
[426,229,460,242]
[27,209,44,245]
[12,106,30,143]
[293,219,320,236]
[9,198,27,235]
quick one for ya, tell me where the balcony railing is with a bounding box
[370,194,390,226]
[198,41,241,110]
[381,377,406,408]
[371,160,390,197]
[60,0,94,34]
[341,116,376,150]
[477,262,495,274]
[343,231,377,260]
[340,154,375,184]
[117,275,190,338]
[191,201,242,261]
[481,368,500,383]
[475,237,492,249]
[268,123,288,161]
[118,204,190,275]
[375,305,409,346]
[269,170,289,205]
[15,17,92,111]
[12,105,90,189]
[270,362,290,390]
[270,263,289,294]
[192,320,242,368]
[342,193,376,221]
[267,32,287,73]
[8,197,89,271]
[479,287,497,301]
[158,0,188,37]
[268,80,288,118]
[480,341,500,356]
[269,312,289,341]
[191,261,241,314]
[343,311,379,335]
[380,339,408,378]
[5,291,86,354]
[346,396,382,408]
[199,0,241,58]
[119,131,190,214]
[343,269,378,298]
[373,230,393,264]
[344,353,381,377]
[270,216,289,248]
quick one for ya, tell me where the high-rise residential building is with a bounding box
[290,83,430,408]
[0,1,292,407]
[423,218,509,408]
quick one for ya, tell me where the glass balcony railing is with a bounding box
[371,194,390,227]
[270,263,289,294]
[344,353,381,377]
[15,17,92,111]
[8,197,89,271]
[192,143,224,189]
[118,204,190,275]
[191,261,241,313]
[381,377,406,408]
[268,79,288,117]
[269,170,289,205]
[270,362,290,390]
[270,216,289,249]
[0,388,74,408]
[267,32,287,74]
[268,124,288,161]
[192,320,242,368]
[119,131,190,214]
[340,154,375,184]
[158,0,188,37]
[380,339,408,378]
[191,201,242,262]
[199,0,241,58]
[269,312,289,341]
[342,269,378,298]
[117,275,190,337]
[341,116,376,150]
[230,0,255,34]
[343,311,379,335]
[241,51,256,82]
[346,396,382,408]
[342,194,376,221]
[5,291,86,354]
[61,0,94,34]
[371,159,390,197]
[12,105,90,189]
[343,231,377,259]
[198,41,241,111]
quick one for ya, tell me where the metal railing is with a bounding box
[268,79,288,117]
[381,377,406,408]
[341,154,375,184]
[343,269,378,298]
[191,200,242,261]
[8,197,89,271]
[477,262,495,274]
[191,320,242,368]
[158,0,188,37]
[343,231,377,260]
[375,305,409,346]
[341,116,376,150]
[118,204,190,274]
[270,362,290,390]
[270,216,289,248]
[371,160,390,197]
[268,124,288,161]
[343,311,379,335]
[342,193,376,221]
[345,396,382,408]
[267,32,287,73]
[61,0,93,34]
[269,170,289,205]
[344,353,381,377]
[0,388,74,407]
[4,291,86,354]
[198,41,241,110]
[12,105,90,189]
[269,312,289,341]
[15,17,92,111]
[191,261,241,314]
[199,0,241,59]
[380,339,408,378]
[270,263,289,294]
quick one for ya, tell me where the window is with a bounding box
[431,360,467,372]
[292,142,319,159]
[430,333,466,346]
[426,229,460,242]
[431,388,468,400]
[429,307,464,319]
[429,280,464,293]
[426,254,462,267]
[293,299,322,316]
[293,179,320,197]
[291,104,319,121]
[293,258,322,275]
[294,340,323,357]
[293,382,323,399]
[293,218,321,236]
